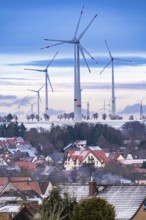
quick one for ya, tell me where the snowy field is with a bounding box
[22,119,141,131]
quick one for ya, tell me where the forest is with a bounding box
[0,121,146,155]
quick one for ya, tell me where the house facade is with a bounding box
[64,149,108,170]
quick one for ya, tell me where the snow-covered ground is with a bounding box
[22,119,136,131]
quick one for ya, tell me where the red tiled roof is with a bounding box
[10,177,31,182]
[15,161,36,170]
[0,177,8,186]
[67,149,108,164]
[11,181,42,195]
[91,150,108,163]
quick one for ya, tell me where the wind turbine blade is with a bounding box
[43,39,73,43]
[39,84,45,92]
[78,14,98,40]
[79,45,91,73]
[24,68,44,72]
[114,57,133,63]
[40,42,65,50]
[105,40,112,59]
[47,73,53,91]
[46,51,58,69]
[80,44,98,65]
[28,89,37,93]
[99,60,112,75]
[74,5,84,38]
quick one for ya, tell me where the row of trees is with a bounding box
[24,122,123,154]
[57,112,123,121]
[24,121,146,154]
[26,113,50,122]
[0,122,26,137]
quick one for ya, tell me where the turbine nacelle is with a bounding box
[41,6,98,122]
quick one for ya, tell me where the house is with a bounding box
[2,180,52,198]
[0,189,42,205]
[108,152,125,163]
[46,151,64,169]
[63,140,87,152]
[64,149,108,170]
[59,180,146,220]
[98,185,146,220]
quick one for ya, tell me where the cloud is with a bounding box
[0,96,33,107]
[7,55,146,68]
[0,95,17,100]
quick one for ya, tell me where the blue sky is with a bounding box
[0,0,146,119]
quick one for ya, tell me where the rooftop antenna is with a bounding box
[24,51,58,113]
[41,6,98,122]
[99,40,132,117]
[28,84,45,121]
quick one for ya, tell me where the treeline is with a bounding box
[0,122,26,137]
[0,121,145,154]
[24,122,123,154]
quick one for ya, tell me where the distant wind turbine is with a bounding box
[41,6,98,122]
[100,40,132,117]
[28,102,36,114]
[24,51,58,113]
[137,98,145,120]
[28,84,45,121]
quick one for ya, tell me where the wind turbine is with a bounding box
[41,6,98,122]
[137,98,145,120]
[28,102,36,114]
[24,52,58,113]
[100,40,132,117]
[28,84,45,121]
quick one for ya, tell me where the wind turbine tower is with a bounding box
[24,51,58,113]
[28,84,44,121]
[87,101,90,120]
[41,6,98,122]
[100,40,132,117]
[29,102,36,114]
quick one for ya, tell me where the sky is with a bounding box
[0,0,146,120]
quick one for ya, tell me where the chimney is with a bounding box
[89,177,97,197]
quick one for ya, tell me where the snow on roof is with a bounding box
[88,146,102,150]
[98,185,146,220]
[59,184,89,202]
[120,159,145,165]
[0,204,21,213]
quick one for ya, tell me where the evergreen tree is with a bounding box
[40,188,76,220]
[70,197,115,220]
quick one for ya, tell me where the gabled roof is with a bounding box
[66,149,108,164]
[67,150,90,162]
[98,185,146,220]
[10,181,42,195]
[59,184,89,202]
[108,152,124,163]
[48,152,64,163]
[38,181,52,195]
